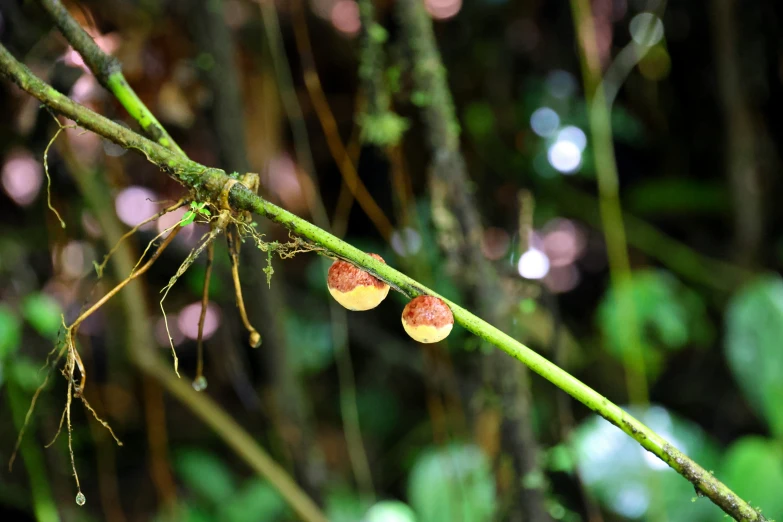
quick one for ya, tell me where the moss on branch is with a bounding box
[38,0,185,155]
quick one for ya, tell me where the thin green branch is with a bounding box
[569,0,648,405]
[0,42,767,522]
[37,0,185,155]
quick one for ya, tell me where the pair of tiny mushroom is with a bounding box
[327,254,454,343]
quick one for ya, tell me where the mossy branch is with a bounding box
[37,0,185,155]
[0,43,766,522]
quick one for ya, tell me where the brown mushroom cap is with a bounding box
[401,295,454,343]
[327,253,390,311]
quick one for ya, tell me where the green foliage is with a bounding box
[360,111,410,147]
[0,304,21,359]
[626,178,729,217]
[175,448,236,505]
[366,500,416,522]
[180,202,211,227]
[571,405,723,521]
[285,314,333,374]
[325,486,371,522]
[21,293,63,339]
[463,102,495,139]
[356,387,400,440]
[174,449,286,522]
[725,275,783,437]
[408,444,496,522]
[0,305,21,387]
[217,478,287,522]
[597,270,712,378]
[721,436,783,518]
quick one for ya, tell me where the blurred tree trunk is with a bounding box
[710,0,770,267]
[396,1,551,520]
[184,0,324,499]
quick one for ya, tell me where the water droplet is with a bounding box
[75,492,86,506]
[192,376,208,391]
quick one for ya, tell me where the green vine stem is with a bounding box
[0,42,767,522]
[37,0,185,156]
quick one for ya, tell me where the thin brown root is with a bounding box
[160,224,224,377]
[195,239,215,383]
[80,395,123,446]
[227,226,261,348]
[95,199,186,278]
[130,222,181,275]
[8,335,69,471]
[42,116,78,229]
[45,402,68,449]
[66,377,81,492]
[71,225,181,333]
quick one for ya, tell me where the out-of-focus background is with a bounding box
[1,0,783,521]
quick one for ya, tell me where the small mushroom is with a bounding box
[327,254,390,311]
[401,295,454,343]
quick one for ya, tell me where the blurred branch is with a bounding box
[7,380,60,522]
[37,0,185,155]
[0,42,768,522]
[259,0,376,500]
[570,0,648,405]
[290,0,394,241]
[555,185,753,291]
[185,0,324,496]
[395,1,549,520]
[710,0,767,266]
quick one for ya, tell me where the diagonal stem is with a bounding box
[37,0,185,155]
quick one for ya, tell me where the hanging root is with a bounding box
[95,199,186,278]
[193,239,215,391]
[42,113,79,229]
[160,214,227,377]
[227,225,262,348]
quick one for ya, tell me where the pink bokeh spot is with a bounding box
[178,302,221,341]
[114,186,159,229]
[331,0,361,36]
[2,149,43,206]
[426,0,462,20]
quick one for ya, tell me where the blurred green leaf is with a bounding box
[21,293,62,339]
[571,405,723,521]
[627,178,729,217]
[597,270,712,379]
[463,102,495,139]
[720,436,783,517]
[366,500,416,522]
[285,315,333,374]
[725,275,783,437]
[546,444,575,473]
[218,478,287,522]
[10,357,46,392]
[175,449,236,506]
[357,387,400,440]
[325,485,370,522]
[0,304,21,359]
[408,444,496,522]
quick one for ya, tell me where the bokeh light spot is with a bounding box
[517,248,550,280]
[547,140,582,173]
[331,0,361,36]
[630,13,664,47]
[426,0,462,20]
[115,187,160,228]
[557,126,587,151]
[2,149,43,206]
[530,107,560,137]
[178,302,221,340]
